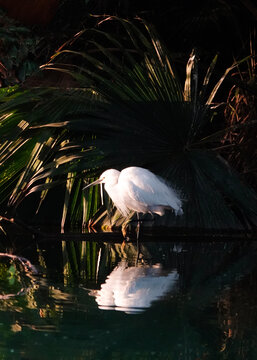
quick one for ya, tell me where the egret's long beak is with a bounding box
[83,178,103,190]
[83,179,104,205]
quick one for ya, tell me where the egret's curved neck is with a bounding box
[104,180,119,197]
[104,173,120,204]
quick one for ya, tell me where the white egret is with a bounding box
[84,166,183,217]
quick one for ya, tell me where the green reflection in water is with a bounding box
[0,238,256,359]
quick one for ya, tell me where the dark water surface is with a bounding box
[0,236,257,359]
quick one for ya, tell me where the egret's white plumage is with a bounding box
[85,166,183,217]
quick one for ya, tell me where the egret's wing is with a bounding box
[119,167,182,213]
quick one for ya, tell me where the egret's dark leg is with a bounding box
[136,212,142,239]
[136,212,142,264]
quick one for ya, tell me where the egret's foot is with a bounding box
[121,222,131,240]
[121,214,134,239]
[121,239,129,250]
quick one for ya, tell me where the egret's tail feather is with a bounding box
[174,207,183,216]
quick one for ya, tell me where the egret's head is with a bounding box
[99,169,120,186]
[83,169,120,189]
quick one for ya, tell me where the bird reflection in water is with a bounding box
[92,261,178,314]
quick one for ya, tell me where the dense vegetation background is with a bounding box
[0,0,256,233]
